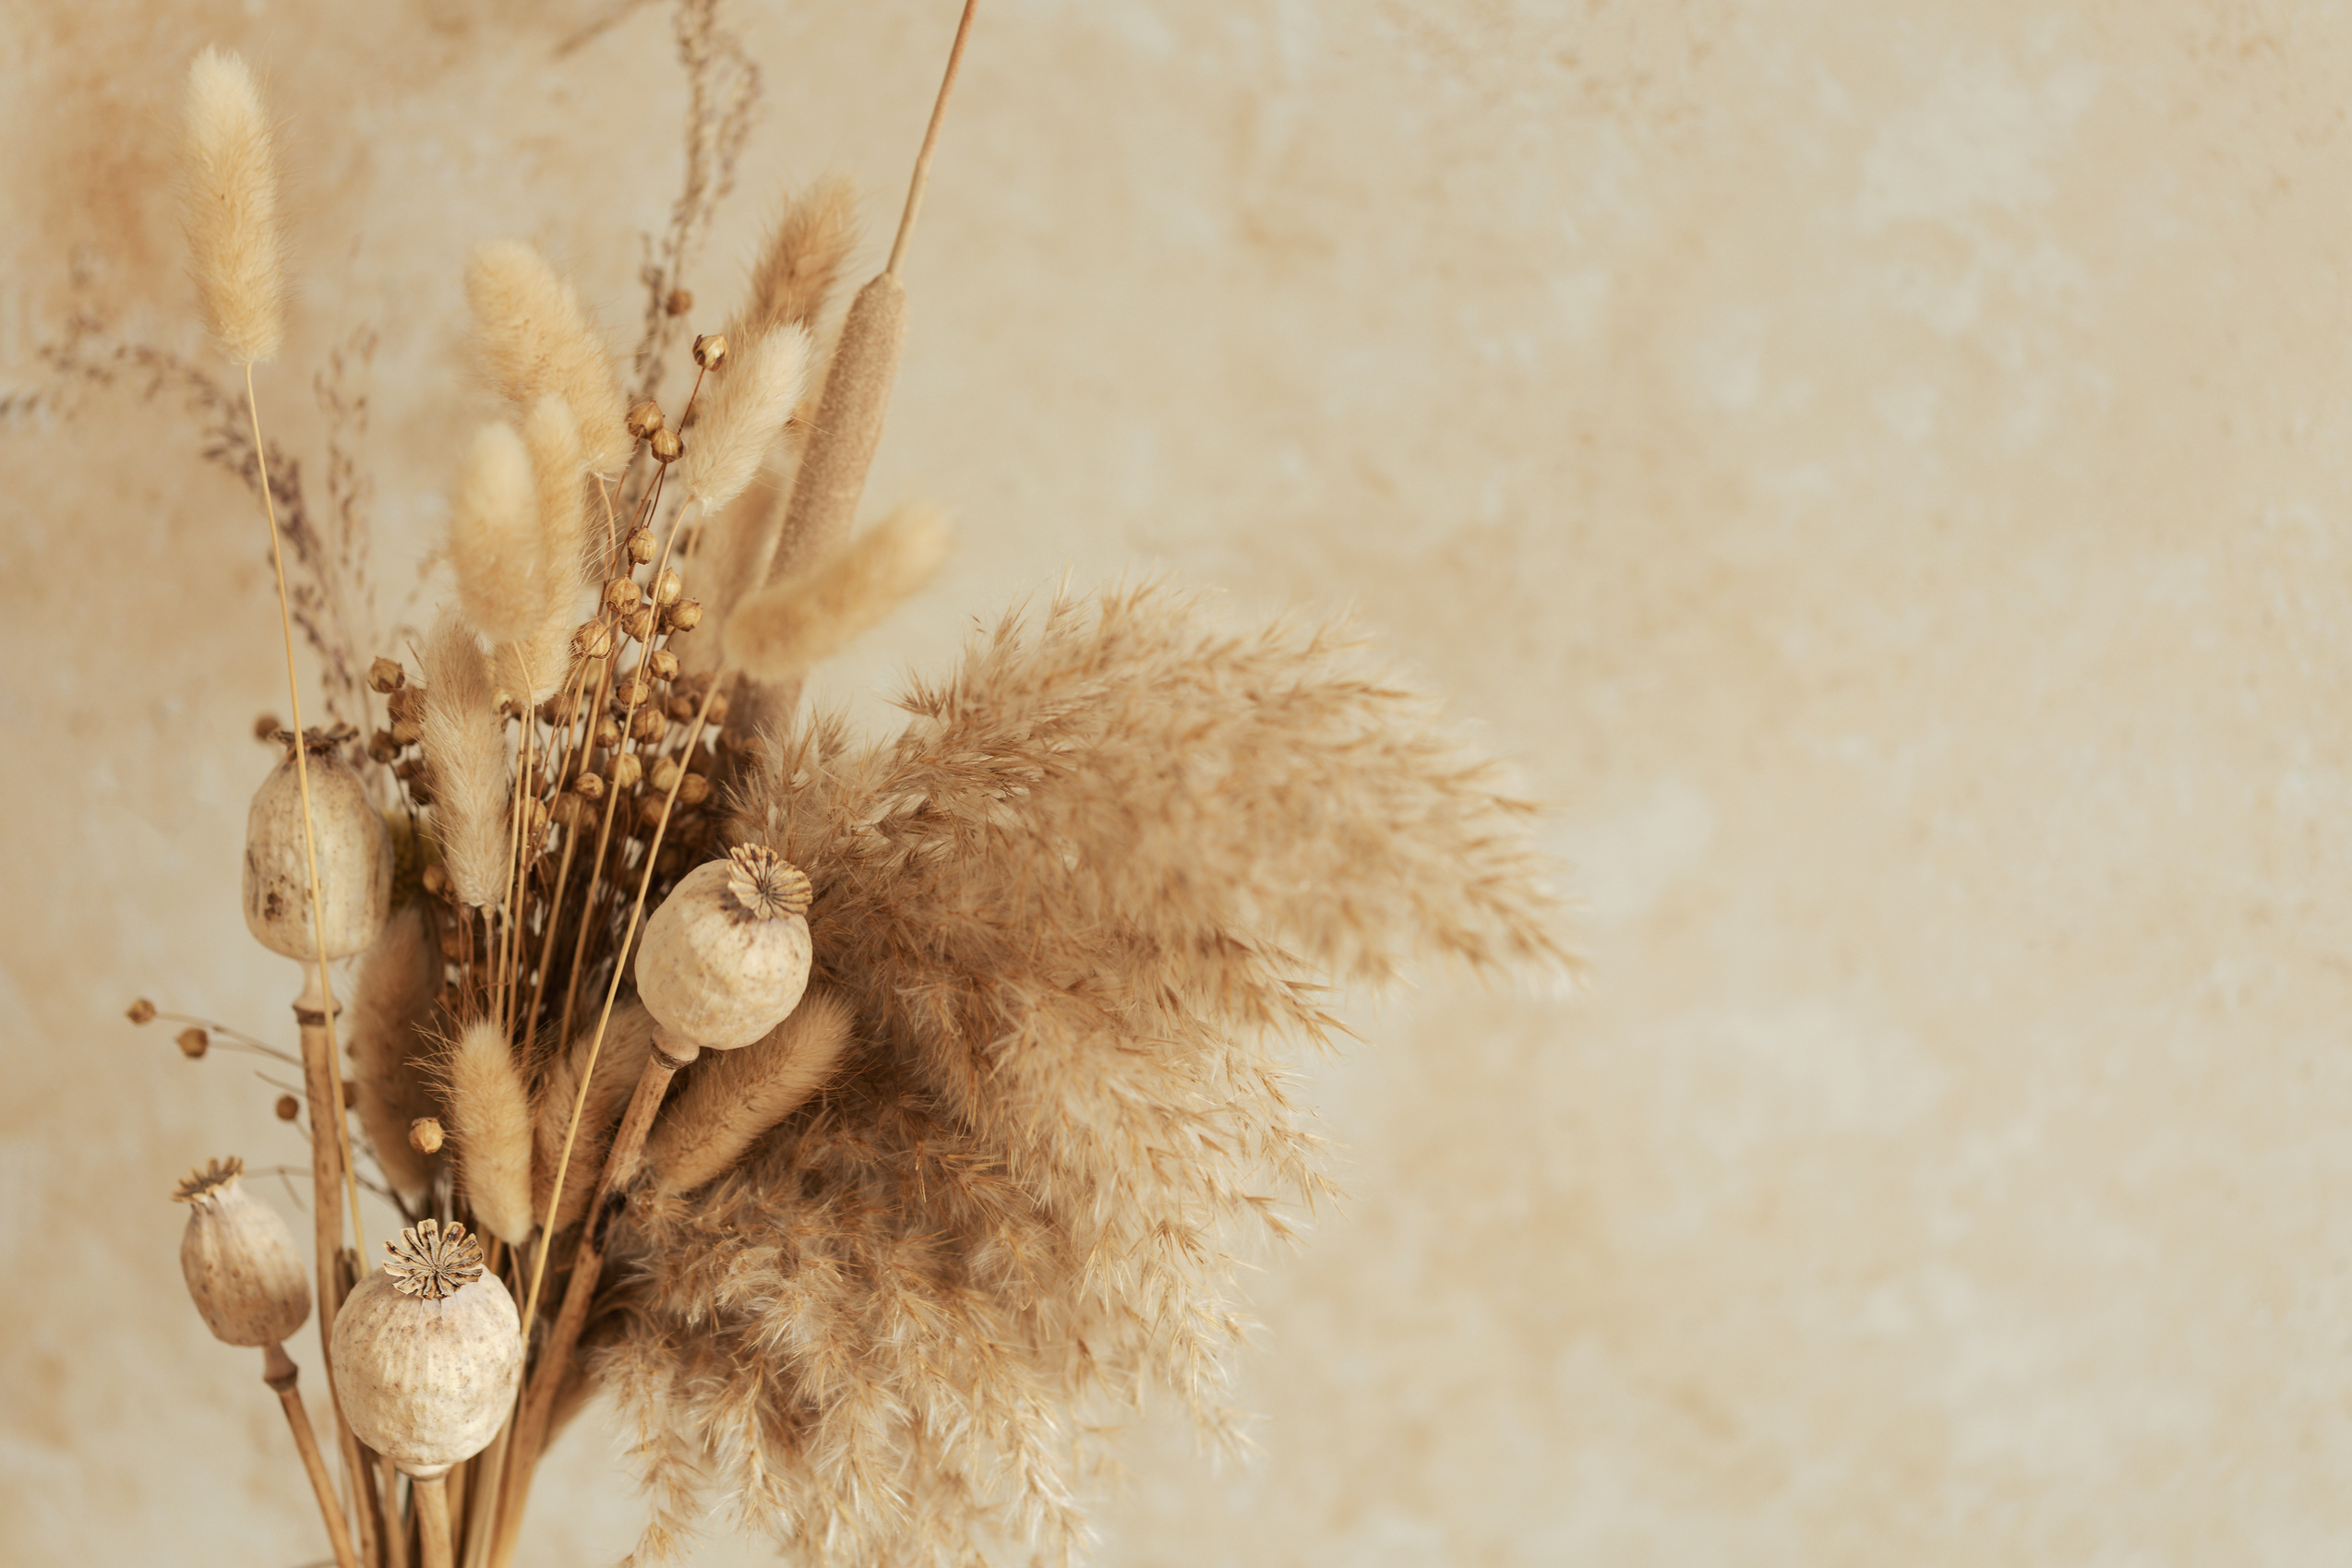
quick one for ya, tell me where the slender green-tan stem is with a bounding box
[885,0,980,279]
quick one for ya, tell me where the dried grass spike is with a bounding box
[447,1020,534,1245]
[348,904,442,1203]
[419,613,510,907]
[449,422,542,646]
[678,323,810,515]
[646,990,853,1195]
[740,174,860,336]
[724,503,948,682]
[179,47,284,365]
[533,1000,657,1233]
[771,271,906,576]
[465,240,630,475]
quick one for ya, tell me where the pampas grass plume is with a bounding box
[348,904,442,1203]
[677,323,811,514]
[179,47,285,365]
[466,240,630,475]
[420,613,510,908]
[449,422,542,646]
[491,394,591,701]
[447,1019,535,1245]
[646,990,852,1196]
[724,504,948,682]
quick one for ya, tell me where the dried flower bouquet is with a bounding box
[114,5,1567,1564]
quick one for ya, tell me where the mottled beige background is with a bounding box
[6,0,2348,1562]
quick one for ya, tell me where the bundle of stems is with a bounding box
[128,5,1567,1564]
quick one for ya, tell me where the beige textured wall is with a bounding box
[6,1,2349,1562]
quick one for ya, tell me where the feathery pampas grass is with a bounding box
[677,322,810,514]
[179,47,285,366]
[725,503,948,682]
[465,241,630,477]
[740,175,861,338]
[447,1019,536,1245]
[420,613,510,908]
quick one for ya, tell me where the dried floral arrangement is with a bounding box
[102,4,1568,1564]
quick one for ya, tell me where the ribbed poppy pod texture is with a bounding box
[633,844,813,1053]
[330,1218,522,1477]
[243,730,393,963]
[174,1156,309,1347]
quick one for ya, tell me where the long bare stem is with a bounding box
[265,1342,361,1568]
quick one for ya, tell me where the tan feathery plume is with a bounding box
[448,422,542,647]
[446,1020,534,1246]
[465,240,630,476]
[179,47,285,365]
[671,457,790,681]
[676,322,811,515]
[739,174,861,337]
[723,504,948,683]
[532,1000,657,1234]
[347,904,443,1203]
[645,990,853,1196]
[420,613,510,908]
[493,394,592,702]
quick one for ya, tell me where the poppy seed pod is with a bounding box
[243,731,393,964]
[634,844,813,1055]
[175,1156,310,1348]
[330,1218,522,1478]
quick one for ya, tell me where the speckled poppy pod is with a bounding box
[330,1217,523,1480]
[242,726,393,963]
[632,844,813,1058]
[174,1155,308,1347]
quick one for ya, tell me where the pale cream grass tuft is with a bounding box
[420,612,511,908]
[532,1000,657,1234]
[346,904,443,1203]
[724,503,948,683]
[491,394,593,702]
[465,240,630,476]
[446,1019,536,1245]
[676,322,811,514]
[179,47,285,366]
[670,457,791,681]
[645,989,853,1197]
[738,174,861,338]
[449,422,543,646]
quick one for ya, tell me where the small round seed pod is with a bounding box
[649,757,683,795]
[128,998,158,1025]
[651,568,683,607]
[692,332,727,369]
[676,772,711,808]
[603,577,642,614]
[666,288,693,317]
[573,619,615,660]
[331,1218,522,1479]
[625,401,665,440]
[650,428,682,464]
[254,713,283,742]
[275,1094,300,1120]
[630,707,668,745]
[593,715,623,749]
[646,648,679,682]
[666,693,698,723]
[177,1027,210,1059]
[607,752,643,791]
[612,674,652,708]
[666,598,703,632]
[175,1156,310,1348]
[409,1118,445,1155]
[571,770,606,802]
[244,731,394,964]
[368,657,407,694]
[368,728,399,763]
[623,606,657,643]
[627,527,657,565]
[634,845,813,1056]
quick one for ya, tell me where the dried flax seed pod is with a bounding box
[633,844,813,1057]
[244,731,393,964]
[175,1156,308,1347]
